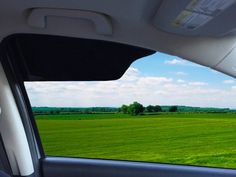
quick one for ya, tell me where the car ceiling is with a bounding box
[1,0,236,78]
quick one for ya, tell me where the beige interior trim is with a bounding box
[0,63,34,176]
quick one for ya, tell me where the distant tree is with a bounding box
[128,102,145,115]
[146,105,162,112]
[121,104,129,114]
[153,105,162,112]
[84,109,92,114]
[146,105,155,112]
[55,110,60,114]
[169,106,178,112]
[49,110,54,115]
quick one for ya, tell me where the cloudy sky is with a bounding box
[25,52,236,108]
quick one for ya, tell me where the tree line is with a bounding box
[32,107,118,115]
[120,102,177,115]
[32,104,234,115]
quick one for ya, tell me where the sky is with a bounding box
[25,52,236,108]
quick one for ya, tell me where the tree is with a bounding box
[121,104,129,114]
[146,105,155,112]
[153,105,162,112]
[169,106,178,112]
[128,102,144,115]
[146,105,162,112]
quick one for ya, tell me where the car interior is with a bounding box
[0,0,236,177]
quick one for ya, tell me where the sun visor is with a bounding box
[1,34,155,81]
[153,0,236,37]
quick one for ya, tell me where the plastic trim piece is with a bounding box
[0,63,34,176]
[0,35,44,177]
[28,8,113,36]
[42,157,236,177]
[0,135,12,175]
[214,42,236,77]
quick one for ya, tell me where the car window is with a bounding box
[25,52,236,169]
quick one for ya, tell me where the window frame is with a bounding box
[0,37,45,177]
[1,33,236,177]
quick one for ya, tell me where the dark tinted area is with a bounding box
[2,34,154,81]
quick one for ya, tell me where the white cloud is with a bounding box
[120,67,139,81]
[210,69,221,74]
[137,77,172,85]
[232,86,236,90]
[223,80,235,84]
[164,58,203,68]
[164,59,185,65]
[175,71,188,76]
[177,79,185,83]
[188,82,208,86]
[24,67,236,108]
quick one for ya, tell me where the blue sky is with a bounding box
[25,52,236,108]
[132,52,234,90]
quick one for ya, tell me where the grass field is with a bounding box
[36,113,236,168]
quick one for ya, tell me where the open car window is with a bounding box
[24,51,236,169]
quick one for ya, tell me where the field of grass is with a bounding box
[36,113,236,168]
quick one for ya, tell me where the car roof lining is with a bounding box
[0,0,236,78]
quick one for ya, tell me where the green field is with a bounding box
[36,113,236,168]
